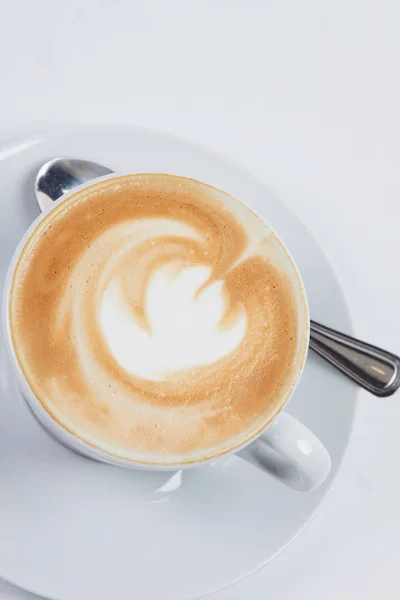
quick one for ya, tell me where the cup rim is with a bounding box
[3,171,310,469]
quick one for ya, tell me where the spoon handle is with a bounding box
[309,320,400,397]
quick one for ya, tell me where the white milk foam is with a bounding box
[100,264,247,381]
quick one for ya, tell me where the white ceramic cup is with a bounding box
[3,174,331,492]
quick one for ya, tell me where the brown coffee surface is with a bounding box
[10,174,304,463]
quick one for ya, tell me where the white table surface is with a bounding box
[0,1,399,598]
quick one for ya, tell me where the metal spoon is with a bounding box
[35,158,113,213]
[35,158,400,397]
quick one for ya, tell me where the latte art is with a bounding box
[10,174,305,463]
[100,262,247,380]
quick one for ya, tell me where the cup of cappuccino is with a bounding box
[3,173,331,491]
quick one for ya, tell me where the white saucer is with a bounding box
[0,126,357,600]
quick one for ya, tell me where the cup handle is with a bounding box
[238,412,331,491]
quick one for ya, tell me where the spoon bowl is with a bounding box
[35,157,113,213]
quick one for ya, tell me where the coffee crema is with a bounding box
[10,174,305,463]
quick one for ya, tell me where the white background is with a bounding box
[0,1,399,598]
